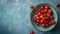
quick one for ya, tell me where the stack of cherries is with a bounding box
[33,5,56,27]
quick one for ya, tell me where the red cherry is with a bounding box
[43,17,47,21]
[46,14,50,17]
[30,30,34,34]
[35,14,40,17]
[48,9,52,14]
[42,17,47,21]
[33,18,37,22]
[36,20,40,25]
[46,16,49,20]
[30,5,34,9]
[42,24,46,27]
[41,10,44,13]
[42,17,45,20]
[39,15,43,18]
[37,20,40,23]
[48,22,52,25]
[43,14,46,17]
[45,24,49,27]
[44,9,48,12]
[48,9,52,12]
[44,21,47,24]
[40,5,44,10]
[36,16,39,20]
[34,11,38,15]
[49,15,53,19]
[41,19,45,23]
[35,14,38,17]
[45,5,49,9]
[36,22,40,26]
[56,3,59,7]
[51,20,56,24]
[37,12,41,15]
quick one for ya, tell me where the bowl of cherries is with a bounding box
[30,3,58,31]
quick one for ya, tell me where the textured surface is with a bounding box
[0,0,60,34]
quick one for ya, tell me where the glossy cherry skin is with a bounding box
[42,17,45,20]
[46,14,50,17]
[40,19,44,23]
[48,21,52,25]
[56,3,59,7]
[51,20,56,24]
[35,14,38,17]
[40,10,44,13]
[36,20,40,23]
[43,14,46,17]
[45,5,49,9]
[39,15,43,18]
[36,22,40,26]
[48,9,52,14]
[45,16,49,19]
[30,5,34,9]
[30,30,34,34]
[45,24,49,27]
[33,18,37,22]
[34,11,38,15]
[37,12,41,15]
[40,5,44,10]
[36,16,40,20]
[35,19,40,26]
[49,15,53,19]
[42,24,46,27]
[44,9,48,13]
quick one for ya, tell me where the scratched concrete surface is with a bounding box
[0,0,60,34]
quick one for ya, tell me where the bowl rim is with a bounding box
[30,3,58,32]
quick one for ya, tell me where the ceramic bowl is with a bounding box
[30,3,58,31]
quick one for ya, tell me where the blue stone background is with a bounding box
[0,0,60,34]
